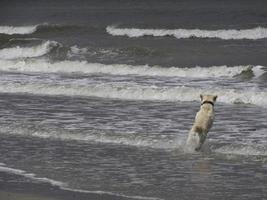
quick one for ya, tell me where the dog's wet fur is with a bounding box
[186,94,217,151]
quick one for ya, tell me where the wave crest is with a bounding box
[0,25,38,35]
[0,59,263,78]
[107,26,267,40]
[0,83,266,106]
[0,41,58,59]
[0,24,88,35]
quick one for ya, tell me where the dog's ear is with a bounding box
[200,94,203,101]
[213,95,217,102]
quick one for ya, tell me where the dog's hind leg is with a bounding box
[186,132,200,151]
[186,126,205,151]
[194,133,206,151]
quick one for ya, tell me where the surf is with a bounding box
[0,41,58,59]
[0,25,38,35]
[0,59,263,78]
[0,83,266,106]
[107,26,267,40]
[0,24,87,35]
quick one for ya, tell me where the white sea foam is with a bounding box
[69,45,88,55]
[0,59,263,78]
[0,83,266,106]
[0,41,58,60]
[66,45,89,59]
[0,25,38,35]
[107,26,267,40]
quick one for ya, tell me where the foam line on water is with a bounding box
[61,187,164,200]
[0,165,65,187]
[107,26,267,40]
[0,83,266,106]
[0,163,163,200]
[0,59,263,78]
[1,125,183,150]
[0,41,58,60]
[3,124,266,157]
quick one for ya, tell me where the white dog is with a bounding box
[186,94,217,151]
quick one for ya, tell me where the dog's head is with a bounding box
[200,94,217,105]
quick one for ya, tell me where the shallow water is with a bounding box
[0,94,266,199]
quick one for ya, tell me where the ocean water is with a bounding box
[0,0,267,199]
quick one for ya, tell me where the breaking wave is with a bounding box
[0,83,266,106]
[0,59,263,78]
[0,41,58,59]
[0,25,38,35]
[106,26,267,40]
[0,24,90,35]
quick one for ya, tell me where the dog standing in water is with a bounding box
[186,94,217,151]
